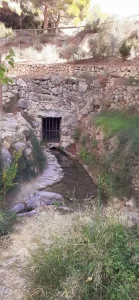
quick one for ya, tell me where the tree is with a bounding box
[31,0,90,30]
[0,50,15,116]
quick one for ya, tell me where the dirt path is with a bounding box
[0,209,79,300]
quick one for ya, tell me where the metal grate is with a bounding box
[42,117,61,142]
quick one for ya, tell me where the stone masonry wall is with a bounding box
[9,62,139,79]
[2,75,139,148]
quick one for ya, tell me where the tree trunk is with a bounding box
[0,53,2,118]
[55,13,60,33]
[19,0,23,29]
[43,2,48,30]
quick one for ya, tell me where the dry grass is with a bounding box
[11,44,66,64]
[26,210,139,300]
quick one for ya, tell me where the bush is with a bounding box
[80,135,88,146]
[26,217,139,300]
[0,152,20,208]
[0,210,16,236]
[79,147,98,166]
[119,40,131,60]
[59,45,78,62]
[0,22,13,37]
[17,132,46,180]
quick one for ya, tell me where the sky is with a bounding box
[90,0,139,17]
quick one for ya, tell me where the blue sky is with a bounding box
[90,1,139,17]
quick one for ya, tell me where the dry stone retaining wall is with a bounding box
[2,75,139,148]
[9,62,139,79]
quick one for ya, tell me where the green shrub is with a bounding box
[92,138,98,148]
[27,217,139,300]
[0,210,16,236]
[80,135,88,146]
[72,128,81,141]
[79,147,98,166]
[119,40,131,60]
[0,152,20,208]
[17,132,46,180]
[30,132,46,173]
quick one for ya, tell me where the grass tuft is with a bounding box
[95,111,139,137]
[26,217,139,300]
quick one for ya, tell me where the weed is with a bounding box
[30,131,46,173]
[0,210,16,236]
[26,217,139,300]
[79,147,98,166]
[0,152,21,208]
[92,138,98,149]
[72,128,81,141]
[80,135,88,146]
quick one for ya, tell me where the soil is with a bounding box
[47,149,97,209]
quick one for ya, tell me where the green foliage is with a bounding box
[72,128,81,141]
[0,210,16,236]
[95,111,139,197]
[30,131,46,173]
[0,152,20,208]
[92,137,98,148]
[27,217,139,300]
[119,40,131,60]
[79,147,98,166]
[0,49,15,84]
[17,132,46,180]
[97,170,115,197]
[95,111,137,137]
[80,135,88,146]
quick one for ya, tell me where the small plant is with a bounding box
[30,131,46,173]
[79,147,89,162]
[0,152,21,208]
[80,135,88,146]
[72,128,81,141]
[79,147,98,166]
[97,172,113,196]
[0,210,16,236]
[119,40,131,60]
[54,201,62,207]
[92,137,98,148]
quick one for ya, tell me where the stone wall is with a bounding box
[2,75,139,148]
[9,62,139,79]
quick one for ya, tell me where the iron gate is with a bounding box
[42,117,61,142]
